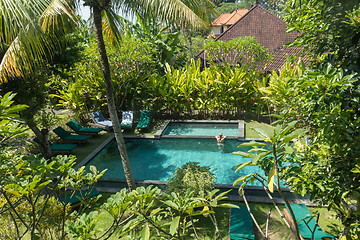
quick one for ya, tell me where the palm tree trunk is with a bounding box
[92,4,136,190]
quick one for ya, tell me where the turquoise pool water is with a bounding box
[162,122,238,137]
[87,138,266,186]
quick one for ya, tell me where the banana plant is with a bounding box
[232,121,307,240]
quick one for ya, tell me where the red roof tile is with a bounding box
[211,9,248,26]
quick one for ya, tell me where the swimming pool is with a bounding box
[162,122,239,137]
[86,138,266,186]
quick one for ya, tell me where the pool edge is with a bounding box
[75,135,115,170]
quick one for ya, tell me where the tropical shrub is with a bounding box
[0,152,106,240]
[66,185,236,240]
[147,59,268,114]
[262,62,360,238]
[204,36,272,69]
[51,36,157,114]
[233,121,307,239]
[0,195,72,240]
[166,162,216,195]
[285,0,360,74]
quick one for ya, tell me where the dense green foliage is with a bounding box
[67,186,237,239]
[52,43,269,117]
[259,61,360,237]
[233,121,307,239]
[0,92,28,146]
[0,93,105,239]
[166,162,216,195]
[51,36,157,118]
[147,59,267,113]
[204,36,272,69]
[285,0,360,73]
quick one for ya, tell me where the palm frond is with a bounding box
[39,0,78,32]
[0,0,78,82]
[102,8,123,45]
[114,0,210,29]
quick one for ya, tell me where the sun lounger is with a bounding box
[229,205,255,240]
[91,111,113,131]
[136,110,151,129]
[121,111,133,129]
[66,120,102,135]
[33,137,77,154]
[53,126,90,143]
[283,204,337,240]
[61,188,99,207]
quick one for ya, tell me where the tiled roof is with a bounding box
[198,4,310,72]
[211,9,248,26]
[262,46,312,73]
[216,4,298,51]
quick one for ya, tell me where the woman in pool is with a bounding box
[215,133,226,143]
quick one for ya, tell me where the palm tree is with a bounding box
[0,0,215,190]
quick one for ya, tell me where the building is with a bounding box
[199,4,310,73]
[211,9,249,37]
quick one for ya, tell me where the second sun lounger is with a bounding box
[229,205,255,240]
[91,111,113,131]
[284,204,337,240]
[66,120,102,135]
[53,126,90,143]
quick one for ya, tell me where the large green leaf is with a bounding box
[235,161,253,172]
[140,224,150,240]
[279,121,298,139]
[236,141,267,147]
[233,174,254,186]
[231,151,254,158]
[218,203,240,208]
[281,129,308,144]
[251,127,270,140]
[170,216,180,235]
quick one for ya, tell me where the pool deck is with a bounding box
[76,120,314,205]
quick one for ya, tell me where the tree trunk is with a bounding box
[92,4,136,190]
[25,117,52,159]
